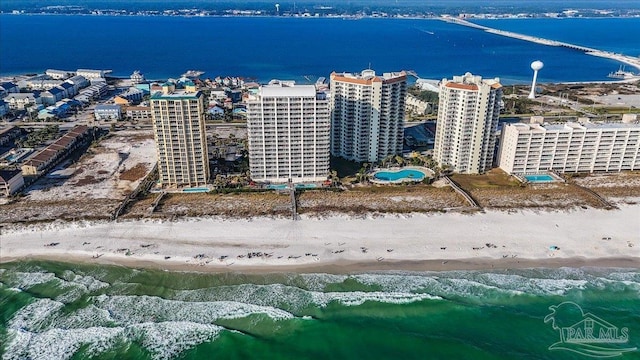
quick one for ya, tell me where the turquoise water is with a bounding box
[183,188,210,193]
[1,261,638,359]
[525,174,556,183]
[267,184,288,190]
[266,183,317,190]
[295,183,317,189]
[374,169,426,182]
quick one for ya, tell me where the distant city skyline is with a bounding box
[4,0,640,13]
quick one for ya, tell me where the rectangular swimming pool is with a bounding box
[524,174,555,183]
[183,187,210,193]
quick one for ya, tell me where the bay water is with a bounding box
[1,15,639,83]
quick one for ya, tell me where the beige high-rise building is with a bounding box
[434,72,502,174]
[247,83,330,183]
[150,84,209,188]
[330,69,407,163]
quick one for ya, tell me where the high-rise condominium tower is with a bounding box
[247,83,330,183]
[434,73,502,174]
[330,69,407,163]
[150,83,209,187]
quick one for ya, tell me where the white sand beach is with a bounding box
[1,205,639,272]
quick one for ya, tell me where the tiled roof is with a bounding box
[23,125,89,169]
[444,82,478,91]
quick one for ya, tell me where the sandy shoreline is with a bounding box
[1,254,639,274]
[1,205,639,273]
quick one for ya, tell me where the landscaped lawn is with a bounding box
[450,168,521,189]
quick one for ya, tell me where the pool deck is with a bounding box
[369,166,435,185]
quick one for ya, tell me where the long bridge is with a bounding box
[440,17,640,73]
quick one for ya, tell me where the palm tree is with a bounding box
[394,155,405,167]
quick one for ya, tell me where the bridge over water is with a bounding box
[440,17,640,73]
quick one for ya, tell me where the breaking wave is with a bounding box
[1,264,638,359]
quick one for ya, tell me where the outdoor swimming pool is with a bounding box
[524,174,556,183]
[267,183,318,190]
[183,187,210,193]
[295,183,317,189]
[372,169,427,183]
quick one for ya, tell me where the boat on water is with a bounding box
[607,65,638,79]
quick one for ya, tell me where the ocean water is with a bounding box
[1,261,639,359]
[1,15,639,83]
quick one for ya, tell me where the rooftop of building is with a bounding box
[95,104,121,110]
[0,169,21,183]
[23,125,89,168]
[125,105,151,111]
[0,82,18,88]
[77,69,104,73]
[259,84,318,98]
[120,87,144,95]
[331,69,407,85]
[509,120,640,132]
[443,72,502,90]
[46,87,64,95]
[5,93,38,99]
[150,89,202,100]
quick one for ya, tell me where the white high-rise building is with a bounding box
[434,72,502,174]
[247,83,330,183]
[330,69,407,163]
[150,84,209,188]
[498,118,640,174]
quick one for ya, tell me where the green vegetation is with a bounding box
[450,169,521,189]
[407,86,439,103]
[503,97,536,115]
[330,156,362,178]
[17,125,60,148]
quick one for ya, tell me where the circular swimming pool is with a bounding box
[371,168,429,183]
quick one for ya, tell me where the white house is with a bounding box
[130,70,145,84]
[76,69,106,79]
[94,104,121,120]
[65,75,89,92]
[46,69,72,80]
[4,93,42,110]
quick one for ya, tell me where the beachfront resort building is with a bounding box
[434,72,502,174]
[150,84,209,188]
[246,83,330,183]
[498,116,640,174]
[330,69,407,163]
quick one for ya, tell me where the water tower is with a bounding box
[528,60,544,99]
